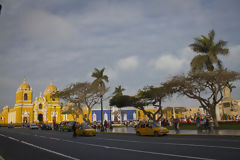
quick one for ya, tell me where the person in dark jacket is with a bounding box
[72,122,77,137]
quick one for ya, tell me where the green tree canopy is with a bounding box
[109,85,174,122]
[163,69,240,127]
[189,30,229,72]
[52,82,107,123]
[113,85,125,96]
[91,67,109,88]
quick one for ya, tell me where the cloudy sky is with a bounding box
[0,0,240,109]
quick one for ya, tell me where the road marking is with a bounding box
[0,155,5,160]
[0,133,7,138]
[8,136,19,142]
[96,137,240,150]
[49,137,60,141]
[0,133,80,160]
[21,141,80,160]
[62,139,215,160]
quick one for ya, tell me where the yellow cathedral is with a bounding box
[0,78,61,124]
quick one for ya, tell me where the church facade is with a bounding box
[0,78,62,124]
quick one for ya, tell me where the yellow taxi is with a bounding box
[136,122,168,136]
[75,123,96,136]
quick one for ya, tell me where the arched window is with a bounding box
[24,93,28,101]
[123,113,127,121]
[138,111,141,120]
[93,113,97,122]
[39,104,42,109]
[52,98,55,101]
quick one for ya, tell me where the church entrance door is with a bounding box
[23,117,28,123]
[38,114,43,122]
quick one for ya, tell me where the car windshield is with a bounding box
[66,121,75,125]
[152,123,160,127]
[82,125,92,129]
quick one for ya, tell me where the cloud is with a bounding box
[1,0,240,108]
[105,67,118,81]
[222,45,240,71]
[21,10,78,46]
[149,54,185,73]
[117,56,139,71]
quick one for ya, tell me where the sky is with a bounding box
[0,0,240,109]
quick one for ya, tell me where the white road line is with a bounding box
[62,139,215,160]
[0,133,80,160]
[96,137,240,150]
[8,136,19,142]
[0,133,7,138]
[0,155,5,160]
[21,141,80,160]
[49,137,60,141]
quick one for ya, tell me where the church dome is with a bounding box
[18,78,31,90]
[44,80,57,96]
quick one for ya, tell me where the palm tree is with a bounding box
[91,68,109,126]
[226,82,236,93]
[113,85,125,96]
[189,30,229,72]
[91,68,109,88]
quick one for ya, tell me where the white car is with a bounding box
[30,123,39,129]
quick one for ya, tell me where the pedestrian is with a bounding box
[173,117,179,133]
[205,117,209,130]
[72,122,77,137]
[104,120,108,130]
[196,117,200,129]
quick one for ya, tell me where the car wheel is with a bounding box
[136,132,141,136]
[154,131,159,137]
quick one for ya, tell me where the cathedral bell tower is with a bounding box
[15,78,33,123]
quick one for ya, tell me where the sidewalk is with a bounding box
[97,127,240,137]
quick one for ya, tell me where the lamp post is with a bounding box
[100,95,104,131]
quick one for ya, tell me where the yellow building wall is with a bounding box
[0,107,9,124]
[136,109,161,121]
[162,110,183,119]
[61,109,92,124]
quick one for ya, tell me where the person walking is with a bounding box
[104,120,108,131]
[72,122,77,137]
[173,117,179,133]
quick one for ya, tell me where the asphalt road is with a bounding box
[0,127,240,160]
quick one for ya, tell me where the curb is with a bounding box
[169,133,240,137]
[97,132,240,137]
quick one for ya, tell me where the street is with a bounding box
[0,128,240,160]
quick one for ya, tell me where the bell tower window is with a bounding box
[24,93,28,101]
[39,104,42,109]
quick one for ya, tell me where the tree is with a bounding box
[113,85,125,96]
[189,30,229,72]
[91,68,109,87]
[61,104,80,121]
[225,82,236,93]
[91,68,109,124]
[53,82,107,123]
[109,85,173,122]
[164,69,240,127]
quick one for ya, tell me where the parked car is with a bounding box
[41,123,52,130]
[8,123,14,128]
[30,123,39,129]
[75,123,96,136]
[59,121,76,132]
[136,122,168,136]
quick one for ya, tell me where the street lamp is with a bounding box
[100,95,104,131]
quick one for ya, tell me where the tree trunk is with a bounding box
[210,107,219,128]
